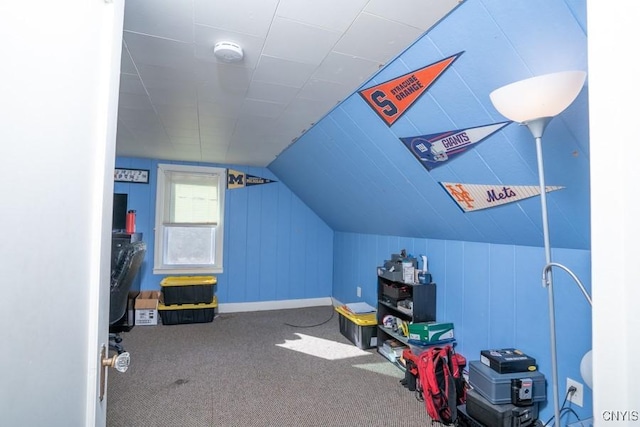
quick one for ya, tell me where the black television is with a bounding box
[113,193,128,231]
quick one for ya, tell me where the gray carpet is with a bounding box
[106,305,435,426]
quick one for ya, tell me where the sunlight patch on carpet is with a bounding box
[276,333,372,360]
[352,362,405,379]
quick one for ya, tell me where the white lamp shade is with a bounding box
[489,71,587,123]
[580,349,593,389]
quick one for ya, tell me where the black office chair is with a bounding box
[109,240,146,354]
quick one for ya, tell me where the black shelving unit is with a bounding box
[376,269,437,357]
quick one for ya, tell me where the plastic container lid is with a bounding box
[335,305,377,326]
[158,296,218,310]
[160,276,217,286]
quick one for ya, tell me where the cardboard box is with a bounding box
[135,290,160,325]
[408,321,454,343]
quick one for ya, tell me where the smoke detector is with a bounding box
[213,41,244,62]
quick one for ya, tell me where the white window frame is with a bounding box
[153,163,225,274]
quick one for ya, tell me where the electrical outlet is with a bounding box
[356,286,361,298]
[567,377,584,407]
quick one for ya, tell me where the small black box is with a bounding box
[466,388,538,427]
[480,348,537,374]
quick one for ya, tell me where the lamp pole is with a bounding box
[527,117,561,427]
[490,71,588,427]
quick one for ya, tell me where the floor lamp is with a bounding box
[489,70,588,426]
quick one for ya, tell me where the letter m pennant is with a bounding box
[358,52,463,126]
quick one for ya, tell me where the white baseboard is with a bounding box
[218,297,335,314]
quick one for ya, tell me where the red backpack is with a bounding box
[415,345,467,425]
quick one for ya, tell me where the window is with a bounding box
[154,164,225,274]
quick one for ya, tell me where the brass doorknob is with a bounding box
[99,345,131,401]
[102,351,130,373]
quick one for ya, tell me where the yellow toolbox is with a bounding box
[335,305,377,349]
[160,275,216,305]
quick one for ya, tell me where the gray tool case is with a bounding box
[468,360,546,405]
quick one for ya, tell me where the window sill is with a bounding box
[153,267,223,275]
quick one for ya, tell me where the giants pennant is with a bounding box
[439,182,565,213]
[227,169,276,189]
[358,52,463,126]
[401,121,510,171]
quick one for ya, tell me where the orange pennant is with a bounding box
[358,52,463,126]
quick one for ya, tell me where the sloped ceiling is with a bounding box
[268,0,590,250]
[116,0,461,165]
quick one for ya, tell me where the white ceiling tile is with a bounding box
[194,0,279,38]
[275,0,368,32]
[118,93,153,110]
[116,0,455,166]
[170,136,201,146]
[165,126,201,139]
[364,0,460,30]
[297,79,352,104]
[136,63,196,83]
[286,97,336,121]
[171,144,204,160]
[155,105,199,129]
[119,74,147,95]
[252,56,316,87]
[120,44,137,74]
[201,146,229,161]
[195,62,252,91]
[124,0,194,42]
[263,17,341,65]
[130,128,173,145]
[116,122,136,140]
[124,32,195,72]
[200,130,233,144]
[246,81,300,104]
[333,13,424,63]
[235,115,282,133]
[241,99,286,119]
[146,84,197,107]
[118,112,162,132]
[116,143,155,158]
[198,103,242,123]
[225,145,277,165]
[313,52,381,88]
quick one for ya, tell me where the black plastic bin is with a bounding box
[158,297,217,325]
[160,276,216,305]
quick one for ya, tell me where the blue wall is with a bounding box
[115,156,334,304]
[270,0,589,251]
[333,231,592,422]
[115,155,593,421]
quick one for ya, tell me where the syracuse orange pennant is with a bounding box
[358,52,463,126]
